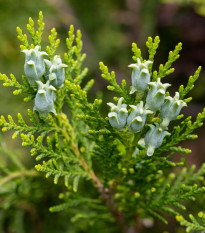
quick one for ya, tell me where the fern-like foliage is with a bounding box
[176,212,205,232]
[0,12,205,233]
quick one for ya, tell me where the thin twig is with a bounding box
[0,170,38,186]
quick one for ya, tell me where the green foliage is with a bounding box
[176,212,205,232]
[46,28,60,60]
[142,165,205,222]
[0,12,205,233]
[99,62,133,104]
[17,11,44,50]
[146,36,160,72]
[179,66,202,101]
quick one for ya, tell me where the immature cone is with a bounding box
[145,78,170,112]
[145,123,170,156]
[129,58,152,94]
[160,92,187,128]
[22,46,47,87]
[34,81,56,117]
[127,101,153,133]
[44,55,68,88]
[107,97,128,130]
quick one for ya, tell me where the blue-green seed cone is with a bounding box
[129,59,152,94]
[34,81,56,117]
[44,59,52,80]
[160,92,187,128]
[128,116,143,132]
[107,97,128,130]
[145,124,170,156]
[24,61,38,87]
[147,146,155,156]
[34,92,56,117]
[22,46,47,87]
[145,78,170,112]
[45,55,68,88]
[161,118,170,128]
[127,101,153,133]
[118,108,128,128]
[149,90,165,111]
[108,112,121,129]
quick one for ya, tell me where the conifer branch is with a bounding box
[0,12,205,233]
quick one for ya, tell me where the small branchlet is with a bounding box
[0,12,205,233]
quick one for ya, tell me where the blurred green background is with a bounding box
[0,0,205,232]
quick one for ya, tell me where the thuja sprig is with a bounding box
[99,62,133,104]
[46,28,60,60]
[156,108,205,155]
[179,66,201,101]
[104,38,203,157]
[26,11,45,47]
[143,165,205,220]
[132,42,142,62]
[0,110,57,139]
[157,42,182,79]
[146,36,160,72]
[0,11,205,233]
[176,212,205,232]
[0,73,34,98]
[57,25,89,112]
